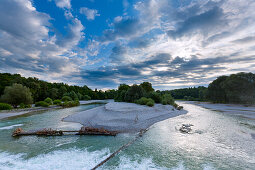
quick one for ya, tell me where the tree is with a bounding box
[0,83,33,108]
[161,94,175,105]
[124,84,144,102]
[118,84,130,91]
[50,88,59,100]
[207,76,228,103]
[58,86,67,98]
[140,82,154,93]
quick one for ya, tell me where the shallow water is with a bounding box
[0,102,254,169]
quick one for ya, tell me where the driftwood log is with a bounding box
[12,127,118,137]
[91,129,148,170]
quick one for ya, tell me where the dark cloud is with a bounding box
[101,17,139,42]
[109,45,128,63]
[168,6,226,38]
[232,36,255,44]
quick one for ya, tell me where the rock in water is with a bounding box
[179,124,193,133]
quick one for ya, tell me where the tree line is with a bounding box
[0,73,116,103]
[167,72,255,104]
[0,72,254,109]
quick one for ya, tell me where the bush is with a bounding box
[161,94,175,105]
[0,83,33,108]
[83,95,91,101]
[136,97,155,107]
[62,96,72,102]
[61,100,80,108]
[19,103,26,109]
[0,103,12,110]
[35,101,49,107]
[147,92,161,103]
[44,97,53,105]
[173,103,178,108]
[162,99,167,105]
[136,97,150,105]
[146,100,155,107]
[53,99,62,105]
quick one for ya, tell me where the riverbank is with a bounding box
[63,101,187,133]
[187,101,255,119]
[0,100,109,120]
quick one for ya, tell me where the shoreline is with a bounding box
[63,101,187,133]
[0,100,108,120]
[184,101,255,119]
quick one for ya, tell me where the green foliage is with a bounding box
[19,103,31,109]
[146,100,155,107]
[168,86,207,101]
[0,103,12,110]
[136,97,150,105]
[83,95,91,101]
[49,88,59,100]
[35,101,49,107]
[19,103,25,109]
[58,86,67,98]
[0,73,117,102]
[208,72,255,104]
[124,84,145,102]
[118,84,130,91]
[136,97,155,107]
[61,96,72,102]
[0,83,33,108]
[162,100,167,105]
[53,99,62,105]
[44,97,53,105]
[61,100,80,108]
[172,103,178,108]
[77,92,83,100]
[161,94,175,105]
[114,90,127,102]
[146,92,161,103]
[140,82,154,93]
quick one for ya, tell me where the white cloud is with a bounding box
[54,0,71,9]
[0,0,86,82]
[80,7,100,20]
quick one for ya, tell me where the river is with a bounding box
[0,101,254,169]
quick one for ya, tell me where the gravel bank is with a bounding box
[63,101,187,133]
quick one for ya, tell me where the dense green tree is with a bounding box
[118,84,130,91]
[207,76,228,103]
[161,94,175,105]
[146,92,161,103]
[124,84,145,102]
[49,88,59,100]
[58,86,67,98]
[0,83,33,107]
[140,82,154,93]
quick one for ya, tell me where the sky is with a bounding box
[0,0,255,90]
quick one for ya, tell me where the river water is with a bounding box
[0,102,254,169]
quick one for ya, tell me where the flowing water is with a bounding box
[0,102,254,170]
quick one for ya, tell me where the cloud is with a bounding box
[101,16,140,42]
[109,45,128,63]
[232,36,255,44]
[167,6,225,38]
[80,7,100,20]
[54,0,71,9]
[0,0,85,81]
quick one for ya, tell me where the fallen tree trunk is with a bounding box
[12,127,118,137]
[91,129,148,170]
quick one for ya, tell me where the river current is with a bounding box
[0,101,254,169]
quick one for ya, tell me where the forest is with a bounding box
[0,72,254,110]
